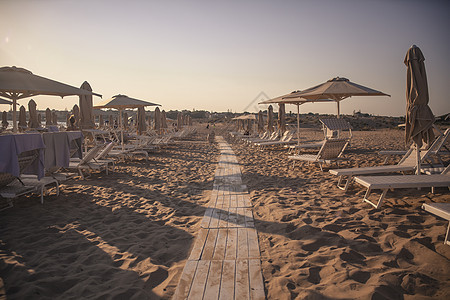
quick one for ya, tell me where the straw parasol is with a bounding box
[404,45,435,174]
[18,105,27,129]
[45,108,52,125]
[79,81,96,129]
[283,77,390,118]
[0,66,101,132]
[137,106,147,135]
[267,105,274,133]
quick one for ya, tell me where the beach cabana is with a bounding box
[0,66,101,132]
[283,77,390,118]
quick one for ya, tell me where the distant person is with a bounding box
[67,115,76,131]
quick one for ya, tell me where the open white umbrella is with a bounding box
[0,66,101,132]
[404,45,435,174]
[283,77,390,118]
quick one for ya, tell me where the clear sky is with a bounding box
[1,0,449,116]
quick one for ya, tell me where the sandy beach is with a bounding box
[1,126,449,299]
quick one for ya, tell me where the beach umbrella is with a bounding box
[147,114,152,127]
[94,94,160,147]
[18,105,27,129]
[52,111,58,125]
[283,77,390,117]
[137,106,147,135]
[45,108,52,125]
[258,110,264,133]
[72,104,80,128]
[2,111,8,128]
[79,81,95,129]
[0,66,101,132]
[260,92,334,147]
[177,112,182,130]
[123,112,128,129]
[109,115,114,128]
[154,107,161,132]
[0,97,12,105]
[27,99,39,128]
[99,115,104,127]
[278,103,286,133]
[37,113,41,126]
[267,105,274,133]
[404,45,435,174]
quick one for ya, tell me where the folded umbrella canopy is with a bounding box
[0,66,101,132]
[18,105,27,129]
[79,81,96,129]
[28,99,39,129]
[404,45,435,174]
[283,77,390,117]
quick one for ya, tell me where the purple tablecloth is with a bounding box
[42,131,83,169]
[0,133,45,179]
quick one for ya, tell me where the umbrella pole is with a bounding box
[416,144,421,175]
[297,104,300,148]
[119,109,124,151]
[12,98,17,133]
[337,101,340,118]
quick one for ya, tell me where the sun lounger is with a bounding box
[67,145,109,179]
[329,132,447,191]
[289,138,349,171]
[355,165,450,209]
[19,174,59,204]
[255,131,296,149]
[422,203,450,245]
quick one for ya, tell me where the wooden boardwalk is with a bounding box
[173,136,265,300]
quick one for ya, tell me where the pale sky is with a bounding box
[1,0,449,116]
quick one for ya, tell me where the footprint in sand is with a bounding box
[307,266,321,284]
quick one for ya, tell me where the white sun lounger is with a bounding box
[422,203,450,245]
[329,131,447,191]
[355,165,450,209]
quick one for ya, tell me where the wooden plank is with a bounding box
[229,207,238,228]
[248,259,265,300]
[213,229,228,260]
[225,228,237,260]
[188,260,210,300]
[236,207,246,228]
[237,228,249,259]
[244,208,254,228]
[219,260,236,300]
[235,259,250,300]
[247,228,260,259]
[209,207,220,228]
[173,260,198,300]
[202,229,219,260]
[218,207,229,228]
[203,260,223,299]
[201,208,213,228]
[189,229,209,260]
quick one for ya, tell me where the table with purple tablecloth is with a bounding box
[0,133,46,179]
[42,131,83,170]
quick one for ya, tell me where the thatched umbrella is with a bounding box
[404,45,435,174]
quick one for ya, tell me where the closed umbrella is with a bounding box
[18,105,27,129]
[137,106,147,135]
[109,115,114,128]
[283,77,390,118]
[99,115,104,127]
[278,103,286,133]
[72,104,80,129]
[2,111,8,129]
[123,112,128,129]
[154,107,161,132]
[52,111,58,125]
[0,66,101,132]
[79,81,95,129]
[161,110,168,130]
[267,105,274,133]
[45,108,52,125]
[37,113,41,127]
[27,99,39,128]
[404,45,435,174]
[258,110,264,133]
[177,112,182,130]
